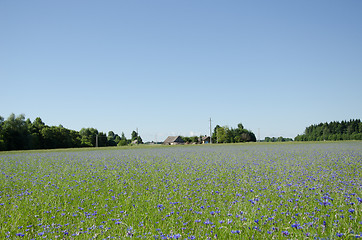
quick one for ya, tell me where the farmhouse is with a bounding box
[163,136,185,145]
[200,136,211,144]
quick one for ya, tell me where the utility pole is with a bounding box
[209,118,212,144]
[258,128,260,142]
[96,134,98,147]
[136,128,139,144]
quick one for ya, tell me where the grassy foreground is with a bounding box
[0,142,361,239]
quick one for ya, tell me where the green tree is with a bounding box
[0,116,4,150]
[212,125,221,143]
[27,117,46,149]
[108,131,115,140]
[107,131,117,146]
[114,135,121,144]
[80,128,98,147]
[182,136,192,144]
[131,130,143,144]
[1,114,29,150]
[98,132,107,147]
[295,119,361,141]
[131,131,138,141]
[191,136,198,143]
[277,136,285,142]
[216,126,228,143]
[117,132,128,146]
[41,126,58,149]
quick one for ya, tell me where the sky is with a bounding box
[1,1,362,142]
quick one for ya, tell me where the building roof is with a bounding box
[201,136,210,141]
[163,136,184,143]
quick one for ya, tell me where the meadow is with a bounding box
[0,142,361,239]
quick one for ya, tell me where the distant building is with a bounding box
[200,136,211,144]
[163,136,185,145]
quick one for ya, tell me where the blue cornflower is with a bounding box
[204,219,213,225]
[127,226,134,236]
[291,222,302,229]
[321,200,332,206]
[172,234,181,239]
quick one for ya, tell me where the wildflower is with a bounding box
[291,222,302,229]
[204,219,213,225]
[127,226,134,236]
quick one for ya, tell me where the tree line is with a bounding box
[263,136,293,142]
[181,136,203,144]
[6,113,359,151]
[211,123,256,143]
[294,119,362,141]
[0,114,142,151]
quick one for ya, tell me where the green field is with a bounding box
[1,142,361,239]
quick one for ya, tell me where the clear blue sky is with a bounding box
[1,1,362,142]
